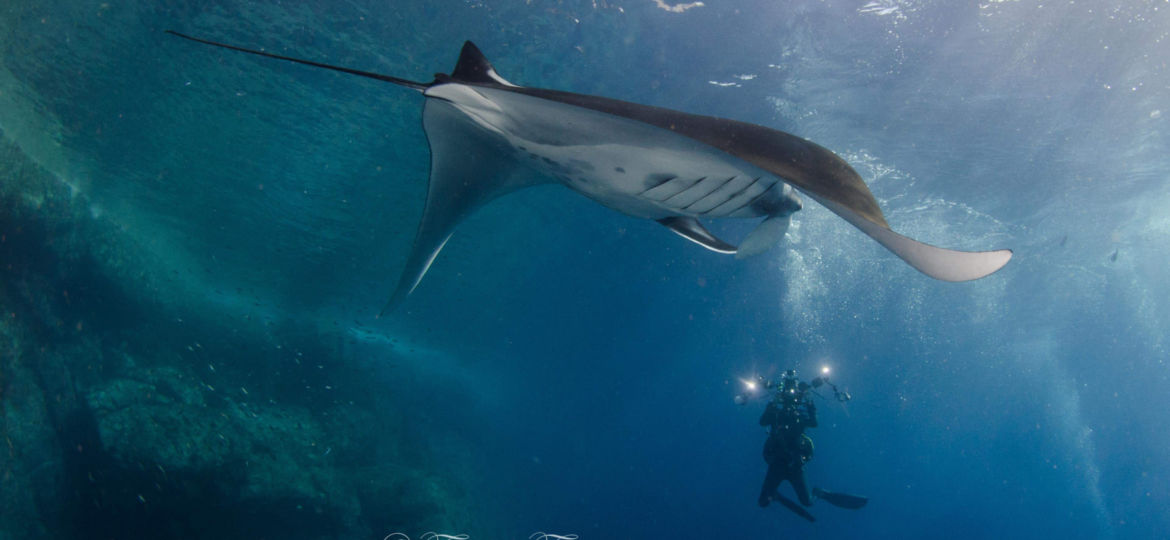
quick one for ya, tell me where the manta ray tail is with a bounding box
[165,30,432,91]
[166,31,532,314]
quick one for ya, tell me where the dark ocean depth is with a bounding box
[1,1,1167,538]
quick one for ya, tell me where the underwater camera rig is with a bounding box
[734,368,852,406]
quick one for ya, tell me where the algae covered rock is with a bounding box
[1,134,481,538]
[85,366,365,536]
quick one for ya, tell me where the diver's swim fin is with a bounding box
[812,487,868,509]
[771,493,816,522]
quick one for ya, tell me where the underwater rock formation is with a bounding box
[1,137,477,538]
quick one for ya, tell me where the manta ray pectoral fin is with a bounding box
[735,214,792,259]
[811,195,1012,282]
[657,217,737,254]
[381,97,542,315]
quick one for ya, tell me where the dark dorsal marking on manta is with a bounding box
[164,31,1014,314]
[449,41,514,86]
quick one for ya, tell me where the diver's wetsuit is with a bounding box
[758,398,817,507]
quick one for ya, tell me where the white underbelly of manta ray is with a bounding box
[523,139,781,220]
[430,82,801,223]
[164,32,1014,316]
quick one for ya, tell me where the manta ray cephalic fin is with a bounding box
[736,214,791,259]
[657,217,737,254]
[381,96,545,315]
[810,194,1012,282]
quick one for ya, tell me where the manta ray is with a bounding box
[167,32,1012,313]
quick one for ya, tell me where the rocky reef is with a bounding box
[1,136,479,539]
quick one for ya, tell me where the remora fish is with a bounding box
[167,32,1012,313]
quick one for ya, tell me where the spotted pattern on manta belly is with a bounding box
[164,31,1014,315]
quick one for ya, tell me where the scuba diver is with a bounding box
[737,368,868,522]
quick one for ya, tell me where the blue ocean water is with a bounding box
[1,0,1167,538]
